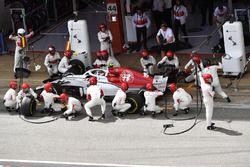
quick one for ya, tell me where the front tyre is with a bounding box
[126,92,144,114]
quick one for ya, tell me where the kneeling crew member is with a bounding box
[143,83,163,117]
[84,77,106,121]
[111,82,131,117]
[17,83,37,108]
[60,93,82,120]
[3,80,18,112]
[169,83,192,116]
[40,82,63,113]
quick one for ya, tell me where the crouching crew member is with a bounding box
[169,83,192,116]
[184,54,204,83]
[143,83,163,117]
[58,50,72,73]
[44,46,61,77]
[60,93,82,120]
[17,83,37,108]
[140,50,156,76]
[198,72,216,130]
[84,77,106,121]
[40,82,63,114]
[111,82,131,117]
[3,80,18,112]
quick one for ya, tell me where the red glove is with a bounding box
[86,94,91,101]
[100,89,104,98]
[184,68,191,74]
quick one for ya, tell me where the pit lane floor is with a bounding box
[0,99,249,167]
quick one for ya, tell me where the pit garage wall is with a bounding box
[0,1,12,34]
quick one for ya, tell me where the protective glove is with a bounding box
[146,63,153,68]
[157,63,162,69]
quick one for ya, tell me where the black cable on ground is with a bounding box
[163,65,203,135]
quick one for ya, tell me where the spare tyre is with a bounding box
[19,95,36,116]
[126,92,145,114]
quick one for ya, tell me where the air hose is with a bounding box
[163,66,203,135]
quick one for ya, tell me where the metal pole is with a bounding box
[228,0,233,15]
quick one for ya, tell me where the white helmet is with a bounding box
[17,28,25,35]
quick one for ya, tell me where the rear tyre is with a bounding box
[64,59,85,75]
[126,92,145,114]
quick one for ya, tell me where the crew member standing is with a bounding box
[140,50,156,76]
[9,28,34,74]
[203,62,231,102]
[198,72,216,130]
[58,50,72,74]
[3,80,18,112]
[60,93,82,120]
[97,23,113,55]
[152,0,164,30]
[44,46,61,77]
[143,83,163,117]
[84,77,106,121]
[132,8,151,50]
[111,82,131,117]
[169,83,192,116]
[173,0,188,43]
[214,5,228,39]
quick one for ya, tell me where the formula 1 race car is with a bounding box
[35,67,168,114]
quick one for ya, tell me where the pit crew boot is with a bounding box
[118,112,125,117]
[151,111,156,117]
[99,114,105,120]
[207,123,216,130]
[184,108,190,114]
[6,107,11,112]
[173,111,178,116]
[207,125,216,130]
[88,116,94,121]
[226,97,231,103]
[111,109,117,116]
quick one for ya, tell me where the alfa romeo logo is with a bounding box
[120,70,134,83]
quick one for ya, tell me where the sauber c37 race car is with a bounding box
[35,67,168,113]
